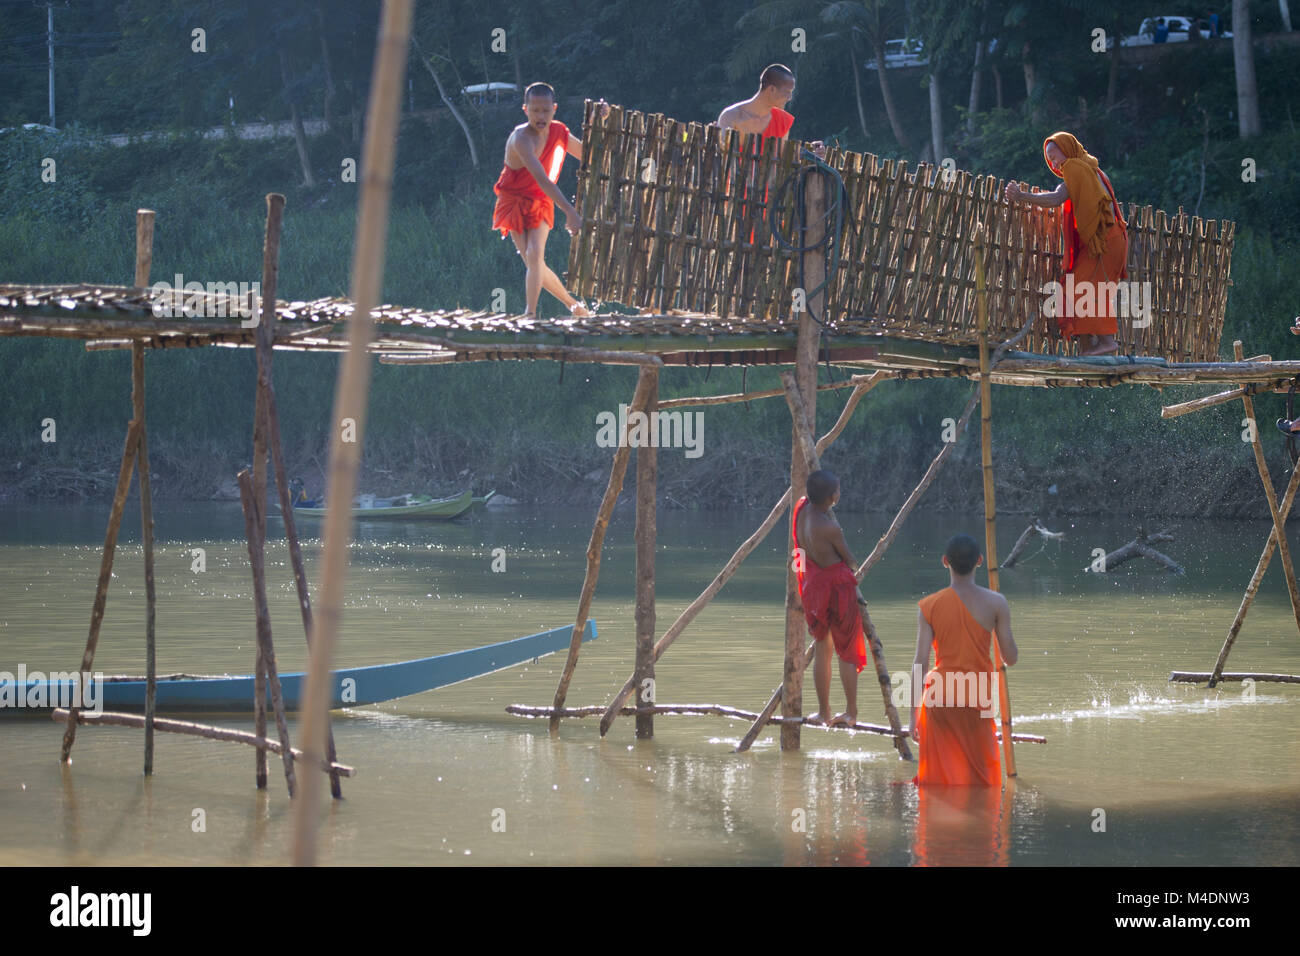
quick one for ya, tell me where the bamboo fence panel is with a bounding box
[566,102,1235,362]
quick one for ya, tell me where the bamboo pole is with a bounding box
[976,226,1016,778]
[1160,381,1286,419]
[508,703,1047,742]
[52,710,356,775]
[597,373,891,736]
[293,0,412,868]
[634,366,659,738]
[59,421,140,762]
[777,371,911,758]
[656,374,871,409]
[1233,340,1300,635]
[781,167,825,751]
[264,381,342,798]
[1209,459,1300,686]
[237,469,297,797]
[550,368,658,729]
[133,209,158,776]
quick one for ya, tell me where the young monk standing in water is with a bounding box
[491,83,608,318]
[793,469,867,728]
[1005,131,1128,356]
[910,535,1018,786]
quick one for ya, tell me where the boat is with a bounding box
[1,620,595,714]
[471,489,496,508]
[285,488,474,520]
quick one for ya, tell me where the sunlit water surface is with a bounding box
[1,503,1297,865]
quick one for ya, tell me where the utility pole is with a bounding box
[47,2,55,128]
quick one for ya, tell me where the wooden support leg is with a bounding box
[736,382,980,755]
[781,168,825,751]
[1210,460,1300,685]
[550,364,660,729]
[784,371,910,757]
[237,468,297,797]
[264,382,342,798]
[976,226,1016,778]
[634,367,659,739]
[133,208,158,776]
[1234,340,1300,636]
[60,415,141,763]
[598,373,890,737]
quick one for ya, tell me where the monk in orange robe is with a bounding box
[491,82,607,318]
[1005,131,1129,356]
[793,469,867,728]
[910,534,1018,786]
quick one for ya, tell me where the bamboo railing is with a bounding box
[566,101,1235,363]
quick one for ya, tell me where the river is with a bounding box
[1,502,1297,865]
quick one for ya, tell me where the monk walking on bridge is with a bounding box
[491,82,608,319]
[910,535,1018,786]
[1005,131,1129,356]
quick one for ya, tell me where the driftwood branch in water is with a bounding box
[1000,517,1064,568]
[506,703,1046,743]
[1169,671,1300,684]
[1084,528,1184,574]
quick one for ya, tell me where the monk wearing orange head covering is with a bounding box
[910,534,1018,786]
[1005,132,1129,356]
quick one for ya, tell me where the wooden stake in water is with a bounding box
[975,225,1016,778]
[133,209,158,776]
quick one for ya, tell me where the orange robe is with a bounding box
[1059,169,1128,339]
[912,587,1001,786]
[491,120,570,236]
[792,496,867,672]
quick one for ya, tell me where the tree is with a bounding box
[1234,0,1263,137]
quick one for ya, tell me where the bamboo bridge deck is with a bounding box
[4,283,1300,393]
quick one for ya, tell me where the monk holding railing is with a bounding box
[1005,131,1129,356]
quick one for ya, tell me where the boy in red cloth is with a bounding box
[717,65,824,249]
[793,469,867,728]
[716,64,799,141]
[910,535,1019,786]
[491,82,607,318]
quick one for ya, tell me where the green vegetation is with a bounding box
[1,1,1297,516]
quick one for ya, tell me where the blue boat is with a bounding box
[1,621,595,714]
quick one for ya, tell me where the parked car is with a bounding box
[865,37,928,70]
[461,82,518,104]
[1110,15,1231,47]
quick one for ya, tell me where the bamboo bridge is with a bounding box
[4,97,1297,817]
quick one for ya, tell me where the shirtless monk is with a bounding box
[793,469,867,728]
[1005,132,1128,356]
[491,82,608,318]
[910,535,1018,786]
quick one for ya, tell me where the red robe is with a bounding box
[762,107,794,140]
[792,496,867,672]
[742,108,795,247]
[491,120,570,236]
